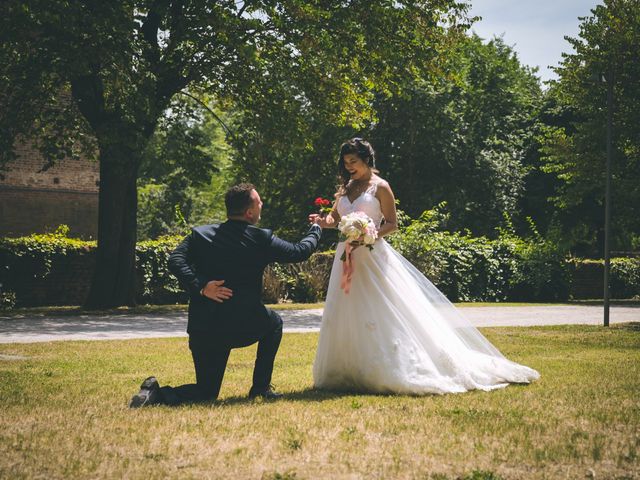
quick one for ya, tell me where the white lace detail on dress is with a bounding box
[338,182,384,228]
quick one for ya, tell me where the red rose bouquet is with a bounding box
[314,197,332,217]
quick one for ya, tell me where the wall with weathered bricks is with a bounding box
[0,138,99,238]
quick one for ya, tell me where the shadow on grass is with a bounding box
[160,382,537,411]
[216,387,382,407]
[613,321,640,332]
[160,387,407,409]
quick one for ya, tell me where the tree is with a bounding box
[232,33,542,239]
[0,0,470,307]
[371,34,542,236]
[540,0,640,255]
[137,95,233,240]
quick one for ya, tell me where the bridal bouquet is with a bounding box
[338,211,378,258]
[337,212,377,294]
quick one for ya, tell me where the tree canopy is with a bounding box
[539,0,640,255]
[231,33,543,239]
[1,0,471,307]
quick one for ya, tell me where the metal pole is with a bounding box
[603,70,613,327]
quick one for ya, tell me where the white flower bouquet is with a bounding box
[337,211,378,260]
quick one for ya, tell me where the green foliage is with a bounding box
[0,226,95,307]
[2,224,639,307]
[230,33,544,240]
[373,34,543,236]
[0,225,94,280]
[496,217,572,301]
[135,236,185,304]
[0,230,189,307]
[388,205,571,302]
[611,258,640,299]
[137,96,235,240]
[539,0,640,254]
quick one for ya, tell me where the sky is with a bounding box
[467,0,602,83]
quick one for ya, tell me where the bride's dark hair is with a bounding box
[336,138,378,196]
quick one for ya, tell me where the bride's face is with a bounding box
[343,153,370,181]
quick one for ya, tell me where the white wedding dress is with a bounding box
[313,184,540,394]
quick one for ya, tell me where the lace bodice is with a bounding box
[337,182,384,228]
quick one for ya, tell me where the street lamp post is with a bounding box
[603,69,614,327]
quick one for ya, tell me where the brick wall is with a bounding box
[0,138,99,238]
[0,187,98,238]
[2,139,99,192]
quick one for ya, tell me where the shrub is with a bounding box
[610,258,640,299]
[1,218,636,307]
[136,236,187,304]
[0,226,96,307]
[388,207,571,301]
[0,228,333,307]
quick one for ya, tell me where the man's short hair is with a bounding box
[225,183,256,216]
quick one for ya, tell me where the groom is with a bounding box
[130,183,323,407]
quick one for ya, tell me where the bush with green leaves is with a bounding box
[0,226,95,308]
[136,236,187,304]
[2,219,637,308]
[388,206,571,302]
[610,258,640,299]
[0,228,332,307]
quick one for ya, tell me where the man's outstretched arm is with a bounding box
[267,224,322,263]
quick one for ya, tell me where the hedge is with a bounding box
[0,228,334,308]
[1,225,638,308]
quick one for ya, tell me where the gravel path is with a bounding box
[0,305,637,344]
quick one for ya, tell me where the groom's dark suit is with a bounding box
[164,219,322,404]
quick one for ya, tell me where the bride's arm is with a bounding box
[376,181,398,238]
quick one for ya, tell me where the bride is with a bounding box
[308,138,539,394]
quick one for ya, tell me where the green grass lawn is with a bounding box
[1,325,638,479]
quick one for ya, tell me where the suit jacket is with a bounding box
[168,220,322,337]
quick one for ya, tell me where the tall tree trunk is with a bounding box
[84,141,140,309]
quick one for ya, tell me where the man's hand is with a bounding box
[308,213,333,228]
[201,280,233,303]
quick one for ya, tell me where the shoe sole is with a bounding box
[140,376,159,390]
[129,377,160,408]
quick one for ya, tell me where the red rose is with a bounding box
[314,197,324,207]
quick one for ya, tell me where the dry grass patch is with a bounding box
[0,325,639,479]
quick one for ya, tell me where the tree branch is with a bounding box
[237,0,254,18]
[139,0,170,59]
[178,90,234,139]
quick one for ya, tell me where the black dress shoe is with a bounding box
[129,376,161,408]
[248,385,283,400]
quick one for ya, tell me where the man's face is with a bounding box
[246,189,263,224]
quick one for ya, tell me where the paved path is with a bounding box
[0,305,637,343]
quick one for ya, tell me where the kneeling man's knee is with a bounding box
[267,309,283,331]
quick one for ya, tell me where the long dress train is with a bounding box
[313,184,540,394]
